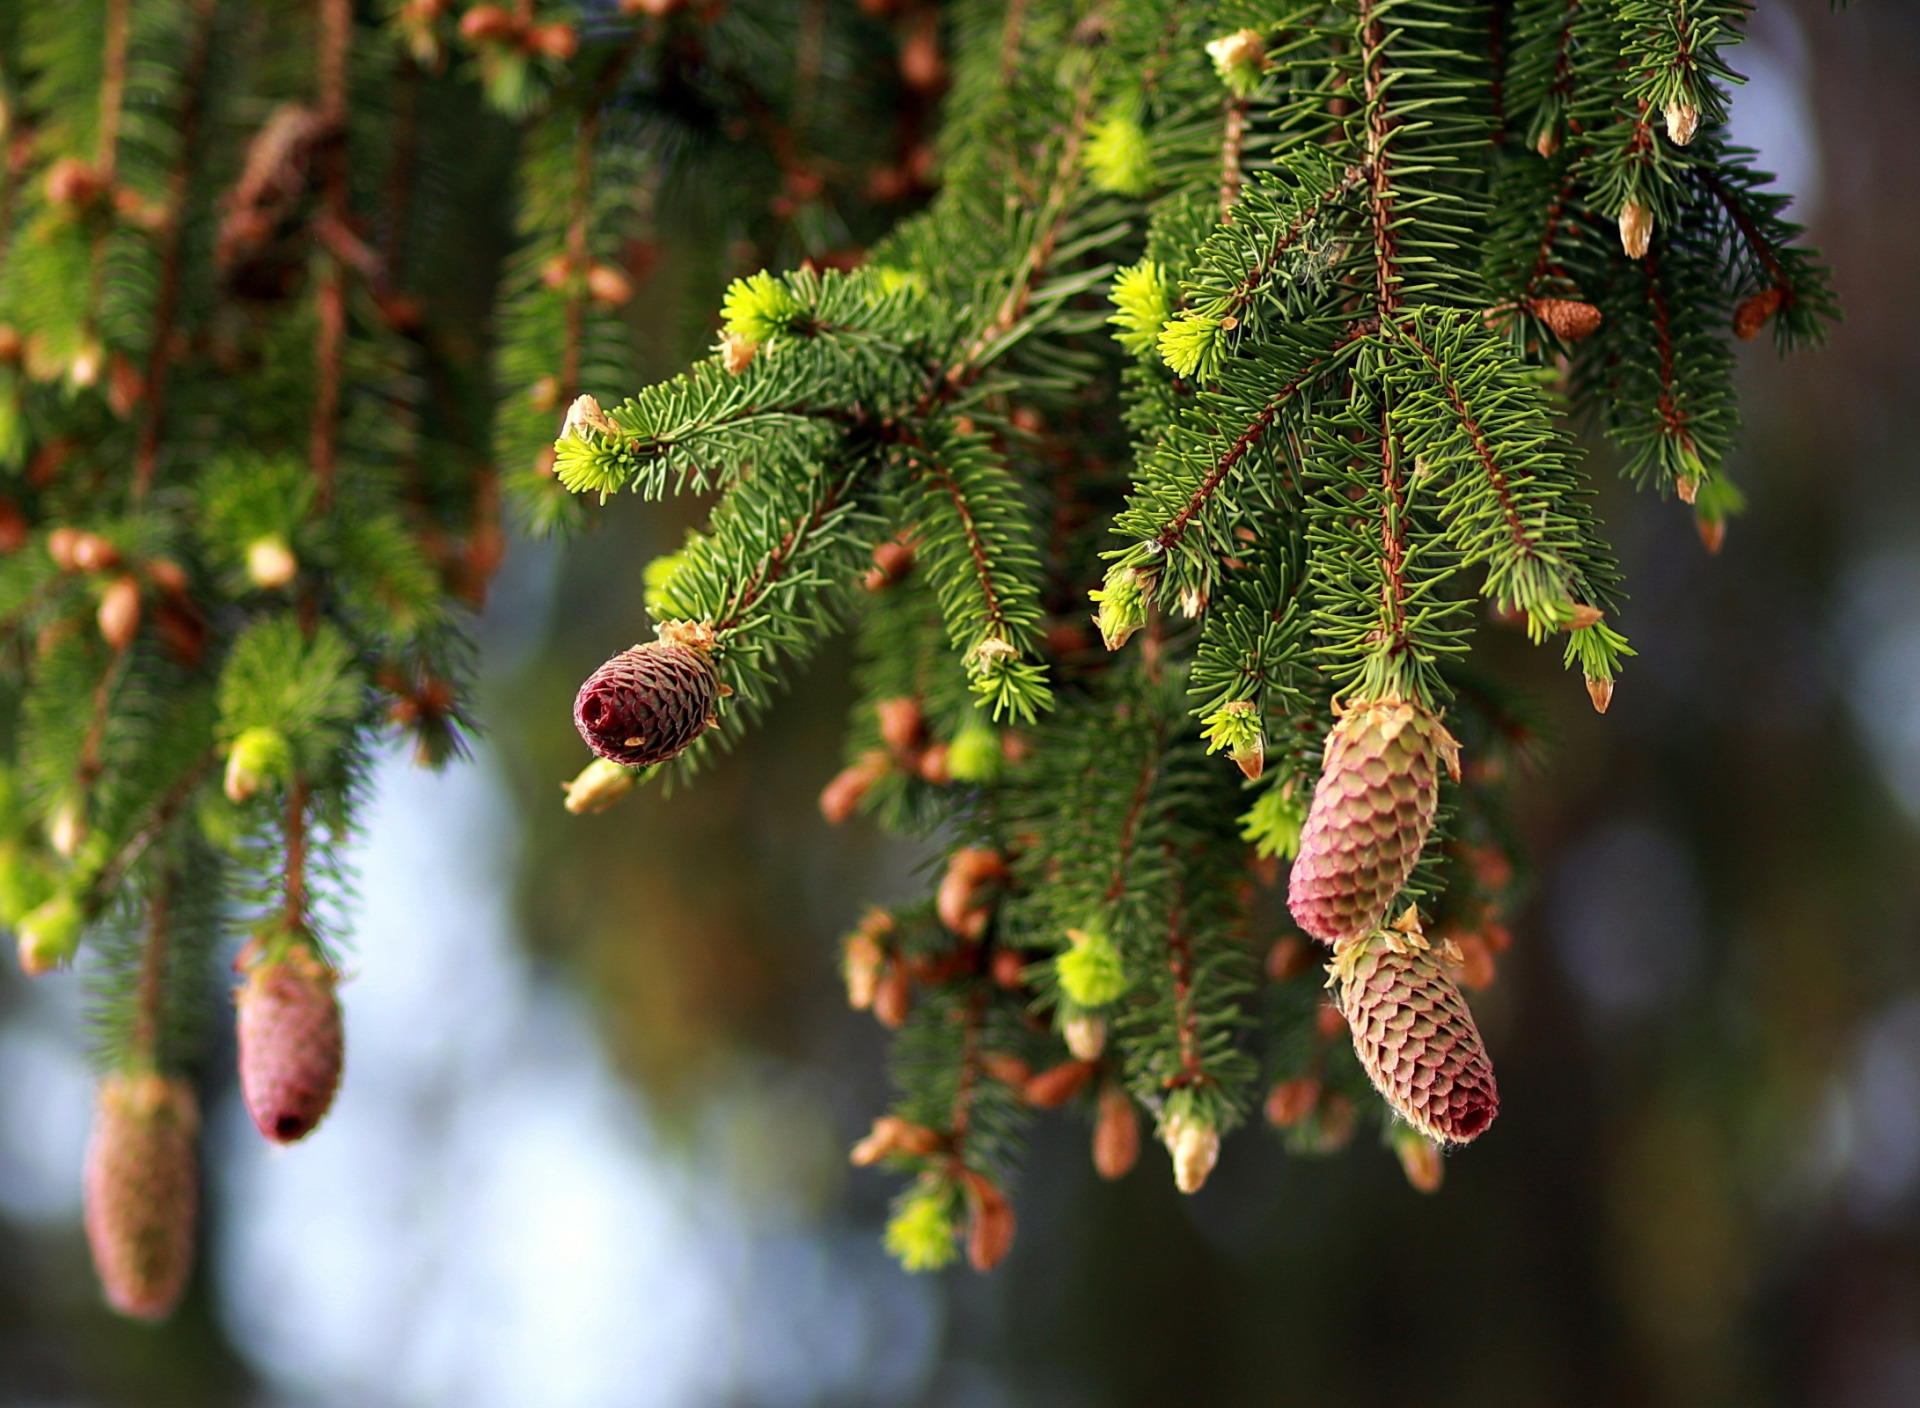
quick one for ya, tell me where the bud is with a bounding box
[1393,1124,1445,1192]
[1529,297,1603,342]
[107,352,144,418]
[572,626,721,768]
[850,1114,941,1165]
[47,526,82,572]
[1663,100,1699,146]
[17,892,82,975]
[95,575,141,650]
[1202,699,1264,780]
[916,742,951,785]
[946,716,1001,782]
[562,756,637,815]
[842,911,891,1009]
[1056,920,1128,1007]
[1314,999,1348,1041]
[1090,563,1147,651]
[1265,1077,1320,1128]
[865,538,914,591]
[458,3,519,43]
[1313,1092,1358,1152]
[1205,28,1268,97]
[1696,511,1726,555]
[224,725,291,803]
[1618,200,1653,260]
[936,847,1006,939]
[585,262,632,306]
[1163,1107,1219,1194]
[989,946,1026,989]
[246,534,298,589]
[719,330,757,375]
[819,750,890,824]
[560,393,619,441]
[1450,931,1497,990]
[980,1051,1031,1086]
[84,1072,199,1321]
[961,1169,1015,1272]
[1092,1083,1140,1180]
[236,943,343,1143]
[883,1176,958,1272]
[1266,935,1313,982]
[1733,287,1785,341]
[872,961,911,1028]
[1024,1059,1097,1109]
[70,531,120,573]
[1063,1012,1106,1061]
[875,697,925,754]
[68,339,104,390]
[1586,675,1614,714]
[49,795,86,859]
[529,21,577,59]
[45,156,104,209]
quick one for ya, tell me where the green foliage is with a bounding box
[538,0,1839,1273]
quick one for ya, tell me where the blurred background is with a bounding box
[3,1,1919,1403]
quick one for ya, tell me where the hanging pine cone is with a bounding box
[1332,914,1498,1144]
[1288,697,1459,944]
[83,1072,199,1321]
[572,621,720,767]
[236,942,344,1144]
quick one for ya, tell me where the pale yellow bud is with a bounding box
[246,536,298,590]
[1618,201,1653,260]
[1163,1109,1219,1194]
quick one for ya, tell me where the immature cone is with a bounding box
[236,944,343,1144]
[1163,1109,1219,1194]
[83,1072,199,1321]
[1287,698,1460,944]
[1332,916,1499,1145]
[572,624,719,767]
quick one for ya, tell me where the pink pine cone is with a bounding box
[84,1072,199,1321]
[1288,698,1459,944]
[572,629,719,768]
[237,944,343,1144]
[1334,922,1498,1144]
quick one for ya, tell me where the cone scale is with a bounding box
[1287,698,1459,944]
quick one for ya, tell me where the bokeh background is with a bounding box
[3,1,1919,1403]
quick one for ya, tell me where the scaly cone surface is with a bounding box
[236,941,344,1144]
[1332,913,1498,1145]
[83,1072,199,1321]
[1289,700,1461,944]
[573,624,720,768]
